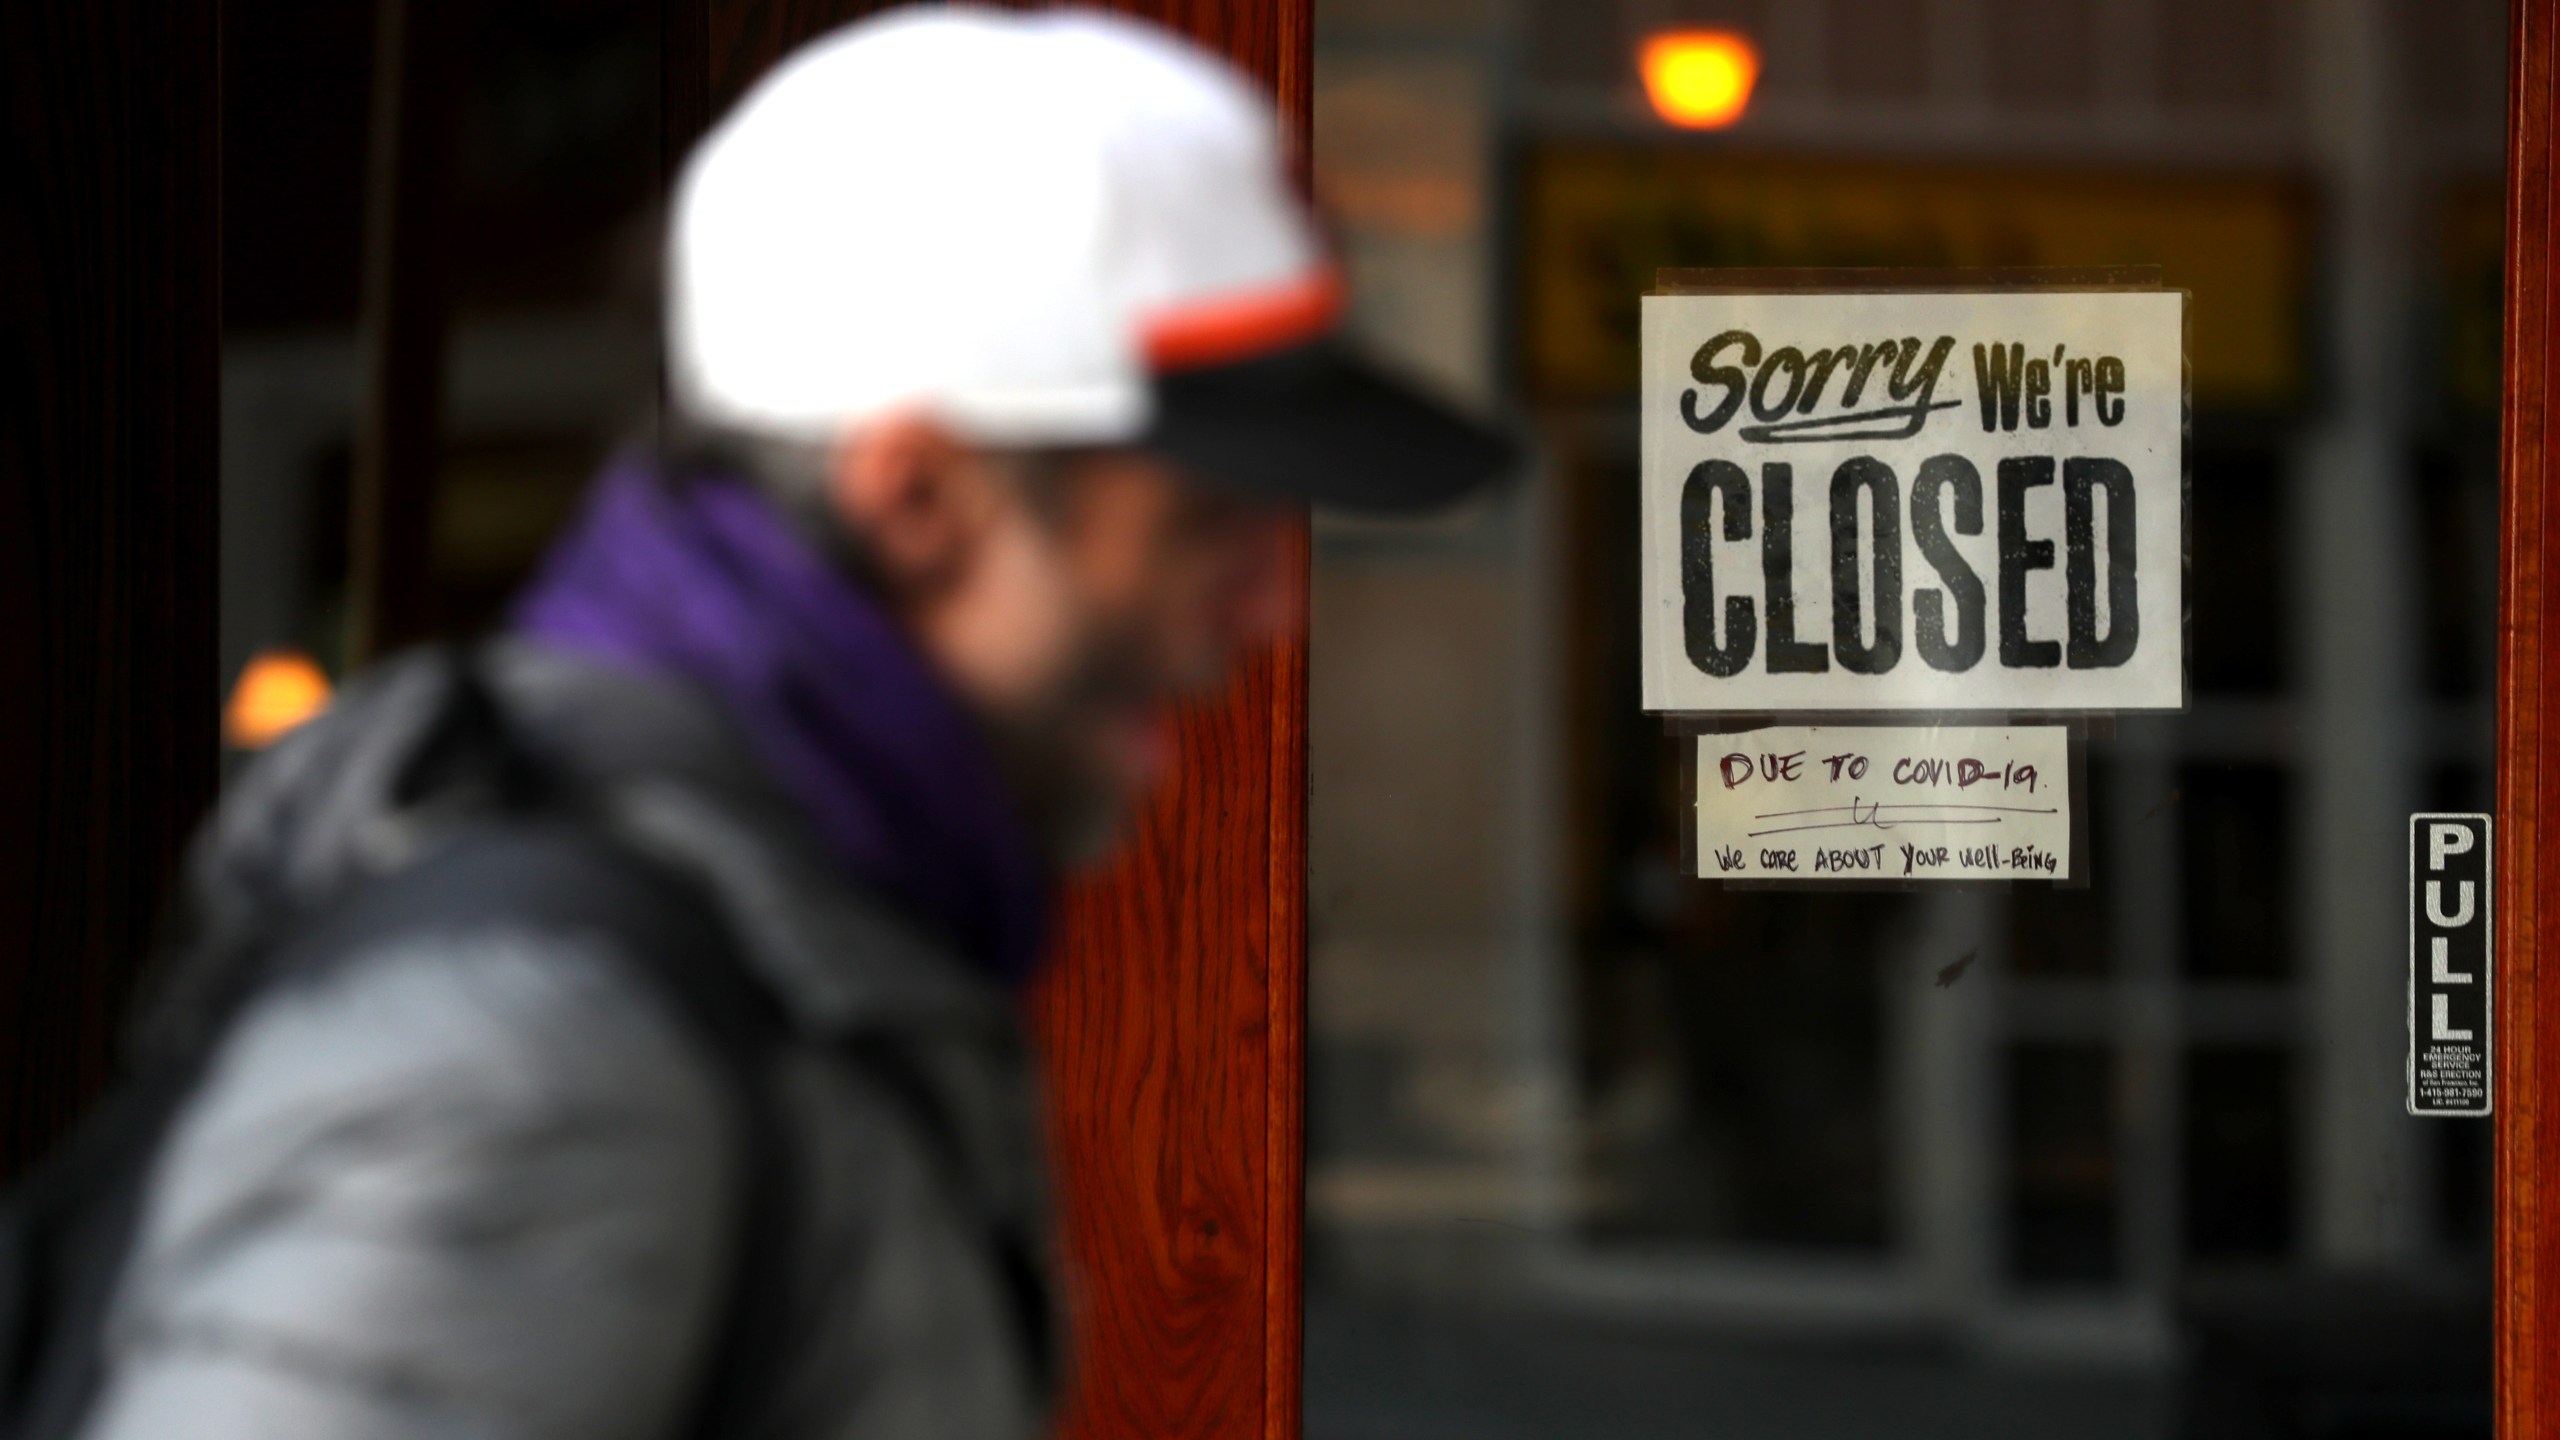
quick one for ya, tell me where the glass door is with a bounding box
[1304,2,2504,1434]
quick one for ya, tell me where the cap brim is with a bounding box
[1138,341,1518,512]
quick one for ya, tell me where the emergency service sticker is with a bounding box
[1641,289,2185,712]
[1697,724,2069,883]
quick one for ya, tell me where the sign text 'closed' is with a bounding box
[1641,288,2185,712]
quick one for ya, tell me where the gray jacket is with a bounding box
[77,644,1056,1440]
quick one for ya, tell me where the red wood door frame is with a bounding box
[691,7,1309,1438]
[1024,23,1307,1440]
[2505,4,2560,1433]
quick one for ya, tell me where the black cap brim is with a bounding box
[1139,341,1518,512]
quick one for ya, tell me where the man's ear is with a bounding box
[826,411,999,602]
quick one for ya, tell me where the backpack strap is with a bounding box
[418,653,1056,1416]
[274,821,801,1440]
[829,1037,1056,1392]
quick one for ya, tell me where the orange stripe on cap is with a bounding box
[1140,268,1344,371]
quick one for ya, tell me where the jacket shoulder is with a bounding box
[84,915,735,1440]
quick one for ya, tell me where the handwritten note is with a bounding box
[1697,725,2072,882]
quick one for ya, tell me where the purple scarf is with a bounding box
[514,454,1049,985]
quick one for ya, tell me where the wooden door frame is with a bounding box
[2503,3,2560,1432]
[1025,9,1310,1434]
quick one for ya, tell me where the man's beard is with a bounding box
[979,625,1167,869]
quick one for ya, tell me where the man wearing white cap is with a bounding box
[20,9,1506,1440]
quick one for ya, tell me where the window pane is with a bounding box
[1304,0,2503,1432]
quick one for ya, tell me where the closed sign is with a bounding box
[1641,288,2186,712]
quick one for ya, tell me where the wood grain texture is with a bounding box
[2505,2,2558,1433]
[1024,16,1309,1438]
[0,0,221,1178]
[689,4,1310,1436]
[2508,0,2549,1424]
[1257,522,1308,1440]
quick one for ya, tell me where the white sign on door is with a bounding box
[1641,289,2185,712]
[1697,724,2071,882]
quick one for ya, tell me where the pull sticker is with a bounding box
[2409,813,2492,1117]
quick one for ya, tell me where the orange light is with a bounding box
[225,649,333,750]
[1640,30,1760,130]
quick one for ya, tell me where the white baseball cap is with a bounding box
[669,6,1510,509]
